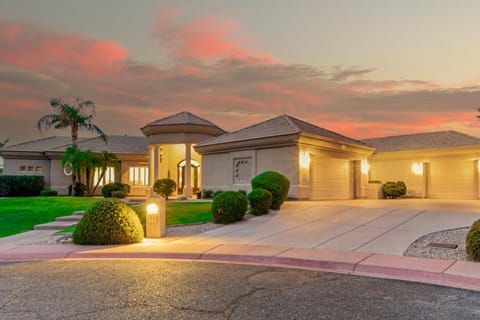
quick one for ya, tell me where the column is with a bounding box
[474,160,479,199]
[184,143,192,197]
[153,145,159,183]
[148,145,154,187]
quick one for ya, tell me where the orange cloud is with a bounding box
[0,21,127,76]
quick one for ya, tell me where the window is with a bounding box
[93,167,115,186]
[20,165,26,172]
[129,167,149,186]
[35,166,43,173]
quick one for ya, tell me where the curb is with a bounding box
[1,245,479,293]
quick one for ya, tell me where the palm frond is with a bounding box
[37,114,61,131]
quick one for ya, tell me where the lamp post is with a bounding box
[145,196,166,238]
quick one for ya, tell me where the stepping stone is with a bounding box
[33,221,77,230]
[72,211,85,216]
[55,216,82,222]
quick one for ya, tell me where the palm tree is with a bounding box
[0,138,8,149]
[38,98,107,149]
[38,98,107,186]
[90,151,119,195]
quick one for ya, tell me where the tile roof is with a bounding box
[3,135,148,154]
[144,111,224,129]
[362,131,480,152]
[197,114,367,147]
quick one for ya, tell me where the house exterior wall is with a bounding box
[201,146,301,197]
[3,158,51,187]
[49,159,71,195]
[428,160,477,199]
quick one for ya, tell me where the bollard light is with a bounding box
[145,197,166,238]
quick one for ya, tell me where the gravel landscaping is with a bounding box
[403,227,469,261]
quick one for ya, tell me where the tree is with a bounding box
[0,138,8,149]
[90,151,119,195]
[38,97,107,186]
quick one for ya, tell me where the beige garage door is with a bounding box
[310,157,353,200]
[428,160,475,199]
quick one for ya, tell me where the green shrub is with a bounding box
[251,171,290,210]
[73,198,144,245]
[0,175,44,197]
[383,181,407,199]
[101,182,130,198]
[214,190,223,197]
[202,190,214,199]
[131,204,146,235]
[153,178,177,199]
[211,191,248,224]
[466,219,480,261]
[247,188,272,216]
[238,189,247,196]
[40,189,58,196]
[111,190,127,199]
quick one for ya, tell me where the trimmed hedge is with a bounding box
[247,188,272,216]
[153,178,177,199]
[251,171,290,210]
[466,219,480,261]
[101,182,130,198]
[40,189,58,196]
[383,181,407,199]
[73,198,144,245]
[0,175,44,197]
[111,190,127,199]
[211,191,248,224]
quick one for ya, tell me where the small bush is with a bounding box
[40,189,58,196]
[466,219,480,261]
[251,171,290,210]
[211,191,248,224]
[0,175,44,197]
[383,181,407,199]
[214,190,223,197]
[202,189,214,199]
[111,190,127,199]
[247,188,272,216]
[73,198,144,245]
[73,183,86,197]
[153,178,177,199]
[102,182,130,198]
[238,189,247,196]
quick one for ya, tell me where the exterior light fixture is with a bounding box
[361,159,370,174]
[299,151,310,169]
[411,162,423,175]
[145,197,166,238]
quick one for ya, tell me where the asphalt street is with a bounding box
[1,259,480,319]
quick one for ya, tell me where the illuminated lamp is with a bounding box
[145,197,166,238]
[361,159,370,174]
[299,151,311,169]
[411,162,423,175]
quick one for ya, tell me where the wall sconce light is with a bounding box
[361,159,370,174]
[411,162,423,175]
[299,151,310,169]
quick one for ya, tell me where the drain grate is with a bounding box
[427,242,458,249]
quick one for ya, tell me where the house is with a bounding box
[2,111,480,200]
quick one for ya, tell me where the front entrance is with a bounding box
[177,159,200,194]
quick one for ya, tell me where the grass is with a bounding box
[0,197,100,238]
[58,201,213,234]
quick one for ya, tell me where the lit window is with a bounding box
[20,166,26,171]
[93,167,116,186]
[27,166,34,172]
[35,166,42,172]
[129,167,149,186]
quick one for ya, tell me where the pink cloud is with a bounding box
[0,21,127,76]
[154,8,276,64]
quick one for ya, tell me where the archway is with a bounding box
[177,159,200,194]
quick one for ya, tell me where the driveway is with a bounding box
[175,199,480,255]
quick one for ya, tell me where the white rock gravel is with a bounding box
[403,227,469,261]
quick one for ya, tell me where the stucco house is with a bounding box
[2,111,480,200]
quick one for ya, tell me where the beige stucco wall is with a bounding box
[49,159,72,195]
[3,157,52,187]
[201,146,302,198]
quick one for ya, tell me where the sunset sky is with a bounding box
[1,0,480,144]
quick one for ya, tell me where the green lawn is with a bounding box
[0,197,100,238]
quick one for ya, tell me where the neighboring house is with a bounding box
[2,111,480,200]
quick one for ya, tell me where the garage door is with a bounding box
[310,157,353,200]
[428,160,475,199]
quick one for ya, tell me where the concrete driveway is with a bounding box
[175,199,480,255]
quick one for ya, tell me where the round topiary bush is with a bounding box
[211,191,248,224]
[466,219,480,261]
[247,188,272,216]
[153,178,177,199]
[251,171,290,210]
[383,181,407,199]
[101,182,130,198]
[73,198,144,245]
